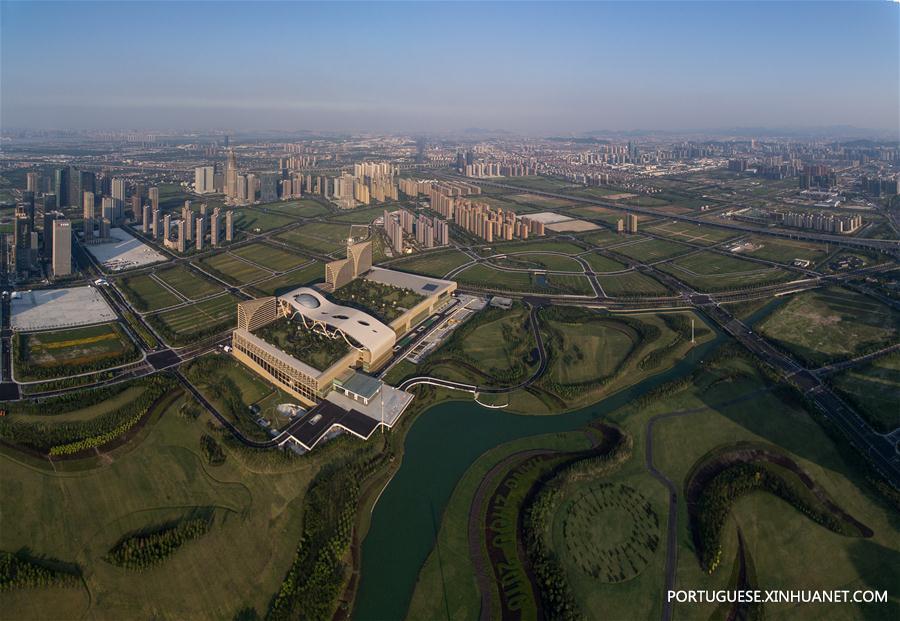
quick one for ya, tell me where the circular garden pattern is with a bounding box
[561,482,660,583]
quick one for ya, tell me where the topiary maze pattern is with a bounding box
[562,483,659,583]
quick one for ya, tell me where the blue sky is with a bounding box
[1,1,897,133]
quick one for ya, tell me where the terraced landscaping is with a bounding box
[147,294,241,346]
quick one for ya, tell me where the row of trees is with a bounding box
[521,430,632,620]
[106,518,212,571]
[692,463,856,574]
[266,443,388,620]
[0,375,176,455]
[0,552,79,591]
[14,325,141,381]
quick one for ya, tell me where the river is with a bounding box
[353,331,724,620]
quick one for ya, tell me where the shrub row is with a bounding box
[0,552,79,591]
[107,518,212,571]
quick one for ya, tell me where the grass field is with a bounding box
[329,206,385,223]
[579,228,624,248]
[232,209,293,233]
[581,252,628,273]
[248,261,324,297]
[196,252,271,285]
[756,287,899,366]
[830,352,900,433]
[14,322,138,380]
[389,249,473,278]
[596,271,672,297]
[230,243,308,272]
[741,235,833,266]
[659,250,793,292]
[154,265,223,300]
[609,238,694,262]
[260,199,330,218]
[493,176,582,192]
[455,263,595,295]
[490,252,584,272]
[0,389,327,620]
[118,273,182,312]
[544,317,635,384]
[149,294,240,345]
[647,221,738,246]
[274,228,342,254]
[482,239,586,256]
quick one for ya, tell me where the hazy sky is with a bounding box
[1,1,898,134]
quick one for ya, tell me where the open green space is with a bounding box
[154,265,223,300]
[647,221,738,246]
[328,206,384,223]
[248,261,325,297]
[118,272,182,312]
[481,239,585,256]
[454,263,594,295]
[489,252,583,272]
[830,352,900,433]
[232,208,293,233]
[148,293,241,346]
[260,199,330,218]
[578,227,623,247]
[741,235,833,265]
[581,252,627,273]
[596,271,672,297]
[609,237,694,262]
[756,287,899,366]
[255,316,351,372]
[230,242,308,272]
[388,248,472,278]
[196,252,271,286]
[14,322,139,381]
[659,250,793,292]
[492,176,582,192]
[328,278,425,323]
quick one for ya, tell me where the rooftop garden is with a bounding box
[254,317,352,372]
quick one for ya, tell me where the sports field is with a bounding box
[249,261,324,297]
[389,249,472,278]
[118,273,182,312]
[196,252,271,285]
[830,353,900,433]
[155,266,223,300]
[609,238,693,262]
[595,271,671,297]
[148,294,240,345]
[230,243,308,272]
[757,287,899,366]
[14,322,139,380]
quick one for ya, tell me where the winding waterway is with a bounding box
[354,332,724,621]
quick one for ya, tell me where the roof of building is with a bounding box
[364,266,455,298]
[334,370,382,400]
[278,287,395,360]
[234,327,324,378]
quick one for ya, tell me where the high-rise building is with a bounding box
[152,209,161,238]
[225,150,238,198]
[176,219,187,253]
[181,204,193,241]
[21,191,35,230]
[83,191,95,243]
[163,214,172,241]
[112,178,126,201]
[99,218,111,240]
[196,217,205,250]
[42,210,61,259]
[26,172,39,192]
[194,166,215,194]
[13,210,32,274]
[259,172,278,202]
[225,210,234,242]
[149,186,159,211]
[52,219,72,277]
[210,209,221,246]
[142,205,152,234]
[626,213,638,234]
[54,167,70,208]
[616,218,625,233]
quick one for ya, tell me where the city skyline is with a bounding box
[1,1,898,134]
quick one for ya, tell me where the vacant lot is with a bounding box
[118,273,182,312]
[196,253,271,285]
[14,322,139,380]
[155,265,223,300]
[757,287,900,366]
[230,243,308,272]
[742,236,832,266]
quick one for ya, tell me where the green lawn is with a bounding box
[596,271,672,297]
[646,221,738,246]
[388,249,473,278]
[248,261,325,297]
[118,273,182,312]
[275,227,345,255]
[196,252,272,285]
[260,199,330,218]
[830,352,900,433]
[756,287,899,366]
[581,252,628,273]
[544,317,636,384]
[155,265,223,300]
[741,235,833,266]
[328,278,425,323]
[610,238,694,262]
[490,252,584,272]
[454,263,594,295]
[230,243,308,272]
[659,251,793,292]
[148,294,241,345]
[328,206,385,223]
[482,239,585,256]
[232,209,293,233]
